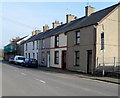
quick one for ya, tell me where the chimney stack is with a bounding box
[32,31,35,36]
[66,14,75,23]
[32,30,41,35]
[35,30,41,34]
[52,21,61,29]
[85,6,95,16]
[43,25,49,32]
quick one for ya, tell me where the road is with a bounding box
[1,61,119,96]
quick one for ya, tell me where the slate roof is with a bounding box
[64,2,120,33]
[24,29,53,43]
[16,36,28,42]
[24,3,120,43]
[4,36,28,47]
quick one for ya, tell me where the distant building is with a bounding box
[4,36,28,60]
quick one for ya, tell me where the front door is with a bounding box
[47,51,50,68]
[87,50,92,74]
[47,54,50,67]
[62,51,66,69]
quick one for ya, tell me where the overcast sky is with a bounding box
[0,1,118,48]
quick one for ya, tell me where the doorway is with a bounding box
[47,51,50,68]
[87,50,92,74]
[62,51,67,69]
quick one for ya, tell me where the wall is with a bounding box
[24,40,39,60]
[50,33,67,68]
[96,7,119,70]
[67,25,95,73]
[39,37,50,66]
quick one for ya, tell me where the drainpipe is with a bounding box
[93,25,97,74]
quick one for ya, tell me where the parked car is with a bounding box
[24,58,38,68]
[14,55,25,65]
[8,57,14,63]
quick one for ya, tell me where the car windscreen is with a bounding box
[18,57,25,60]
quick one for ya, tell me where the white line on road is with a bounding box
[21,73,27,76]
[40,80,46,83]
[35,79,46,83]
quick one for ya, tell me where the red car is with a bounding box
[8,57,14,64]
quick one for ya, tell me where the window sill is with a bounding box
[74,44,80,46]
[55,46,59,48]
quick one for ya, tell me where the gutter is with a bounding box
[65,23,98,35]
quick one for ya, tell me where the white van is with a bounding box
[14,55,25,65]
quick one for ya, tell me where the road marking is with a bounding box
[21,73,26,76]
[35,79,46,83]
[40,80,46,83]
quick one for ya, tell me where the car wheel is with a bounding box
[26,64,29,68]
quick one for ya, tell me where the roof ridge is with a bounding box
[92,3,119,15]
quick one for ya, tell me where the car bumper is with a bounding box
[27,63,38,67]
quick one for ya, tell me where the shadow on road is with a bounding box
[1,60,88,76]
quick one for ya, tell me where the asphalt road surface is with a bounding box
[1,61,119,96]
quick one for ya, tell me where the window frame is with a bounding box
[28,53,30,58]
[41,52,45,64]
[36,40,39,49]
[76,31,80,45]
[55,35,59,48]
[33,53,35,59]
[26,43,27,51]
[37,53,38,60]
[26,53,27,58]
[33,41,35,50]
[101,32,104,50]
[54,51,59,64]
[74,51,80,66]
[42,40,45,49]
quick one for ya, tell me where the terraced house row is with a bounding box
[4,3,120,74]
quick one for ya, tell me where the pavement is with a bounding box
[1,60,119,96]
[38,66,119,85]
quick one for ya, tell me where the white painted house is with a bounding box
[38,28,52,67]
[24,30,41,60]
